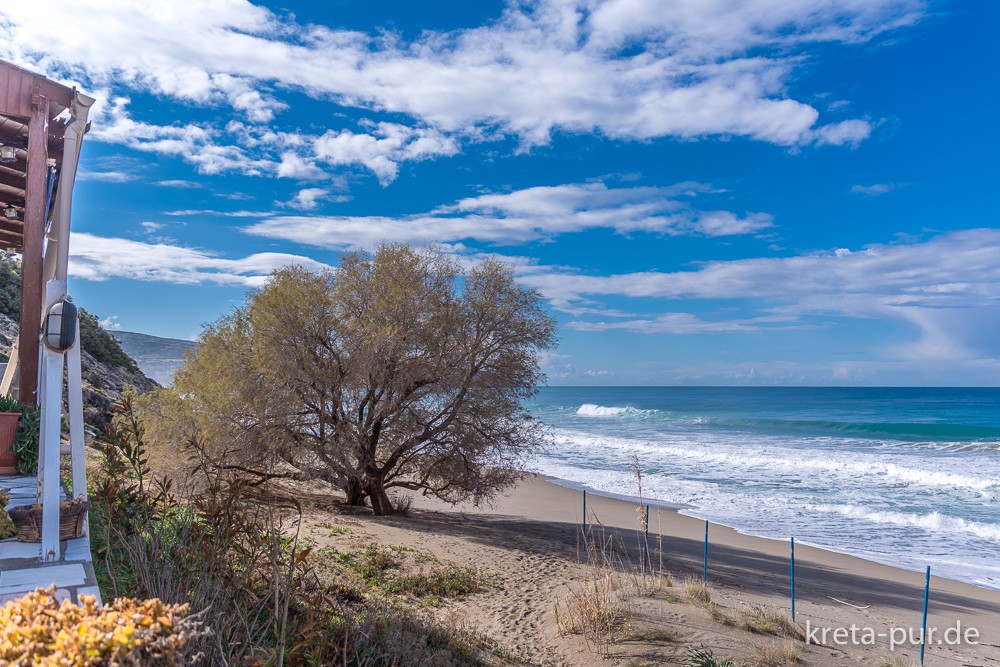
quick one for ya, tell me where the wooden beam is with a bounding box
[0,61,73,119]
[18,92,47,405]
[0,218,24,235]
[0,169,25,192]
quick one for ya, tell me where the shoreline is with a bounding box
[544,474,1000,594]
[332,472,1000,665]
[408,473,1000,611]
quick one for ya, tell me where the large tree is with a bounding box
[165,244,557,515]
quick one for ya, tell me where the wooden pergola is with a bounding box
[0,59,94,562]
[0,60,93,404]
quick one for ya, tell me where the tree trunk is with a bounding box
[344,477,367,506]
[367,482,394,516]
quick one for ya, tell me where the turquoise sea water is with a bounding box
[527,387,1000,589]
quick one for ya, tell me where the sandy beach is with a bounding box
[299,474,1000,667]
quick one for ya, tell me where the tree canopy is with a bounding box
[159,244,557,515]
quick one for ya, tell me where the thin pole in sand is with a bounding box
[582,489,587,537]
[920,566,931,665]
[790,537,796,621]
[642,504,650,569]
[703,520,709,582]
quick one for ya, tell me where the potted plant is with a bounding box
[12,404,39,476]
[0,395,21,475]
[7,497,89,542]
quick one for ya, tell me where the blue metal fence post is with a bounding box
[790,537,796,621]
[920,566,931,665]
[703,520,709,582]
[642,504,650,568]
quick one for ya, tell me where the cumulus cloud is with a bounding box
[283,188,329,211]
[89,97,273,175]
[0,0,923,181]
[246,181,773,248]
[313,123,458,185]
[69,232,330,287]
[99,315,123,331]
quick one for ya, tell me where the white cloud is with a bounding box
[69,232,330,287]
[312,123,458,185]
[154,180,206,189]
[275,152,325,180]
[851,183,895,195]
[88,97,273,176]
[99,315,122,330]
[0,0,923,176]
[246,181,773,248]
[283,188,329,211]
[76,169,134,182]
[569,312,810,334]
[517,228,1000,360]
[165,209,274,218]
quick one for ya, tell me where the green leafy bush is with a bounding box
[12,404,39,476]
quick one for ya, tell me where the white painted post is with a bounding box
[0,336,18,397]
[40,347,64,561]
[39,279,67,562]
[67,315,86,504]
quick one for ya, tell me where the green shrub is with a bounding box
[686,645,734,667]
[90,397,509,666]
[13,404,39,476]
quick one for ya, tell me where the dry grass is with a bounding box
[748,639,800,666]
[555,534,638,655]
[682,577,712,604]
[707,602,735,626]
[737,604,803,640]
[678,577,734,626]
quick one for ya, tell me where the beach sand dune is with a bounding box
[301,475,1000,666]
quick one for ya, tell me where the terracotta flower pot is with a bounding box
[0,411,21,475]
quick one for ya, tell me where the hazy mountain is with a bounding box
[0,314,158,430]
[113,331,196,386]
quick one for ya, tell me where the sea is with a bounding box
[526,386,1000,590]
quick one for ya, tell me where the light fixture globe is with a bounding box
[0,145,16,163]
[43,299,79,352]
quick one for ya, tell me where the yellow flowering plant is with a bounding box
[0,586,200,666]
[0,488,16,540]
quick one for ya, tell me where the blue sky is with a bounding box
[2,0,998,385]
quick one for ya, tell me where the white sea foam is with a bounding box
[549,428,999,494]
[812,504,1000,543]
[577,403,639,417]
[534,389,1000,590]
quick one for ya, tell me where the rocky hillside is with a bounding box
[113,331,195,386]
[0,314,157,432]
[0,252,158,430]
